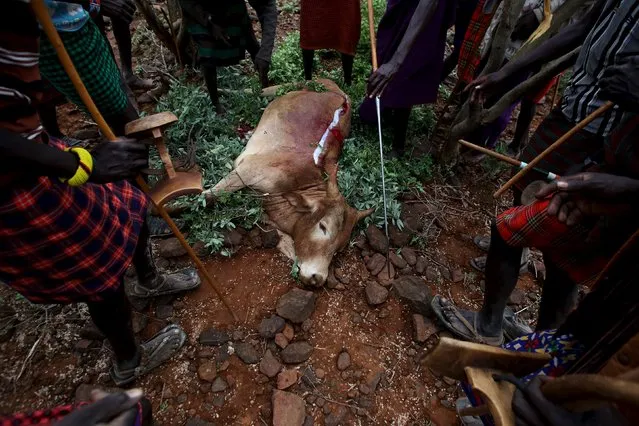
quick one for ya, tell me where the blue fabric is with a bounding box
[45,1,90,32]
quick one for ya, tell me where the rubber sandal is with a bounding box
[503,307,533,342]
[456,398,484,426]
[147,215,185,238]
[473,236,490,252]
[127,268,201,299]
[470,255,529,275]
[111,324,186,386]
[126,75,155,91]
[431,296,504,346]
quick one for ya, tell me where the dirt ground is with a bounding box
[0,2,557,425]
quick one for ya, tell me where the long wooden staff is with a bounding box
[493,101,614,198]
[31,0,238,322]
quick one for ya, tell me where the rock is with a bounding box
[347,389,358,398]
[303,415,314,426]
[392,276,434,316]
[186,417,215,426]
[366,368,385,392]
[72,127,99,140]
[359,384,372,395]
[199,328,230,346]
[259,315,286,338]
[260,404,273,420]
[415,257,427,274]
[212,395,225,407]
[232,329,245,341]
[197,360,217,382]
[198,348,215,358]
[261,228,280,248]
[413,314,438,343]
[365,281,389,306]
[351,312,362,324]
[326,269,340,289]
[365,224,388,253]
[451,269,464,283]
[315,368,326,379]
[222,229,243,247]
[275,333,289,349]
[443,376,457,386]
[74,339,96,353]
[272,390,306,426]
[399,266,414,276]
[325,406,348,426]
[276,288,317,323]
[508,288,527,305]
[378,308,390,319]
[178,393,188,404]
[157,238,187,258]
[277,369,299,390]
[301,319,312,333]
[282,324,295,341]
[211,377,228,392]
[336,350,351,371]
[377,262,395,285]
[353,235,368,249]
[301,367,319,386]
[316,397,326,407]
[260,350,282,378]
[389,225,411,247]
[401,248,417,266]
[281,341,313,364]
[235,342,259,364]
[219,360,230,371]
[334,267,350,284]
[437,390,447,399]
[155,304,174,320]
[389,252,408,269]
[425,267,438,282]
[365,253,386,276]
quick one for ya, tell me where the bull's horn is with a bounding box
[357,208,375,222]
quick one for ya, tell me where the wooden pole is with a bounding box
[493,101,614,198]
[367,0,378,71]
[31,0,239,322]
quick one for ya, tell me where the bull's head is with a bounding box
[280,165,373,287]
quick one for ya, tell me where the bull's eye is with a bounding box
[319,222,328,235]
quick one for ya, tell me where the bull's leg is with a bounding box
[202,65,224,115]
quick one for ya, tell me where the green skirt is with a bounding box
[39,19,127,120]
[186,0,253,67]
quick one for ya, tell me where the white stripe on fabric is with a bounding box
[313,105,345,166]
[0,86,31,103]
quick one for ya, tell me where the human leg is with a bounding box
[112,16,154,90]
[202,64,223,114]
[302,49,314,81]
[509,98,536,157]
[340,53,354,86]
[536,260,578,330]
[391,107,411,158]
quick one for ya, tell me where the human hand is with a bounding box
[207,18,231,47]
[89,138,148,184]
[367,62,400,98]
[53,389,143,426]
[100,0,136,23]
[465,70,507,104]
[599,58,639,113]
[503,375,626,426]
[535,173,639,225]
[511,10,539,41]
[254,58,270,88]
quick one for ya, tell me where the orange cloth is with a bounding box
[300,0,361,56]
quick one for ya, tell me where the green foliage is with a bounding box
[157,0,436,253]
[280,0,300,14]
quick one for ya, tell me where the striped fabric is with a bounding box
[561,0,639,137]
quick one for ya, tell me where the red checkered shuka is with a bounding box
[0,138,149,304]
[457,0,497,84]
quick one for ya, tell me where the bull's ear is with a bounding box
[356,208,375,222]
[282,192,315,213]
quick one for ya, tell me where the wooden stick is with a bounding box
[31,0,239,322]
[458,405,490,417]
[459,140,559,180]
[493,101,614,198]
[550,75,561,109]
[367,0,378,71]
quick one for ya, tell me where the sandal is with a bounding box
[431,296,504,346]
[473,236,490,252]
[127,268,201,299]
[503,307,533,342]
[111,324,186,386]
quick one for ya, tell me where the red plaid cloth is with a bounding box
[1,400,146,425]
[496,198,637,287]
[0,137,148,304]
[457,0,496,84]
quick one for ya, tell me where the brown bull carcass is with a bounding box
[203,79,373,287]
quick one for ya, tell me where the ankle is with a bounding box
[117,349,141,371]
[477,311,503,337]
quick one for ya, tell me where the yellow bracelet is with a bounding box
[59,147,94,186]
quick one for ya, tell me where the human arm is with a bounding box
[598,56,639,113]
[248,0,278,63]
[468,0,605,99]
[55,0,136,23]
[367,0,441,97]
[0,130,148,184]
[54,389,143,426]
[535,173,639,225]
